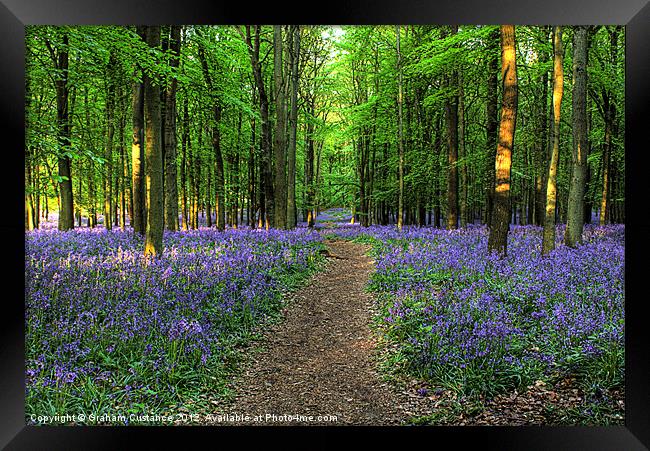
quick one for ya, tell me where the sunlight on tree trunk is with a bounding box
[487,25,518,256]
[143,26,164,258]
[542,26,564,256]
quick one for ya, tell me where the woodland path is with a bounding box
[214,239,419,425]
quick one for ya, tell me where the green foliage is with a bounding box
[26,24,624,227]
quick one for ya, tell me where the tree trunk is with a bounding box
[535,31,550,227]
[103,51,117,231]
[458,68,468,229]
[48,33,74,231]
[487,25,518,256]
[143,26,164,258]
[180,94,189,230]
[396,25,405,232]
[25,50,36,231]
[249,112,257,228]
[164,26,181,231]
[273,25,288,229]
[485,26,500,227]
[197,34,225,231]
[206,160,212,228]
[444,25,459,230]
[286,25,300,229]
[131,26,146,236]
[244,26,273,229]
[599,27,620,226]
[541,26,564,255]
[565,26,589,247]
[306,109,316,229]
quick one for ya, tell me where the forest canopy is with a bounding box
[25,25,624,249]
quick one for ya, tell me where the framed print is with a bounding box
[3,0,649,449]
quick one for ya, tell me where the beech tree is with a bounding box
[565,26,589,247]
[143,26,164,257]
[45,31,74,231]
[286,25,300,229]
[131,26,146,236]
[25,25,624,238]
[487,25,518,256]
[274,25,288,229]
[164,26,181,231]
[542,26,564,256]
[396,25,405,232]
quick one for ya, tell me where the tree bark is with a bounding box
[103,51,117,231]
[458,68,468,228]
[131,26,146,235]
[535,37,550,226]
[164,26,181,231]
[542,26,564,255]
[143,26,164,257]
[305,105,316,229]
[273,25,288,229]
[286,25,300,229]
[180,94,189,230]
[485,26,500,227]
[244,26,274,229]
[599,26,620,226]
[47,33,74,231]
[444,25,459,230]
[487,25,518,256]
[396,25,405,232]
[25,47,36,230]
[565,26,589,247]
[197,34,225,231]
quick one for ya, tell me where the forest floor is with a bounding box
[205,237,624,426]
[209,239,436,425]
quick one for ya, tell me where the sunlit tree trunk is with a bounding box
[565,26,589,247]
[487,25,518,256]
[542,26,564,255]
[131,27,146,236]
[143,26,164,258]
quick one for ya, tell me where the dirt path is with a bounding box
[214,239,410,425]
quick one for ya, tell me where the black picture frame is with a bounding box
[3,0,649,449]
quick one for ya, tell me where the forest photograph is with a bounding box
[24,24,625,426]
